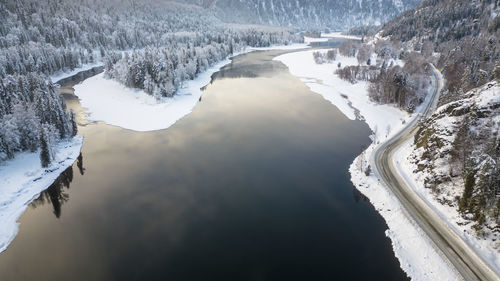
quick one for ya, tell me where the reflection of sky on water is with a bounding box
[0,50,408,281]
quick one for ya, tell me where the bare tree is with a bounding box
[339,40,360,57]
[357,44,373,65]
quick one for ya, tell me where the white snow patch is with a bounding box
[276,48,461,280]
[275,49,408,137]
[393,82,500,275]
[73,44,309,132]
[0,136,83,254]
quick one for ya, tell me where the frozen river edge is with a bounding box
[73,44,309,132]
[274,48,461,281]
[0,136,83,254]
[0,44,308,255]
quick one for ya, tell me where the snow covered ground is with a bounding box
[0,136,83,254]
[275,48,462,280]
[394,83,500,274]
[73,44,309,132]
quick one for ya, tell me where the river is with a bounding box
[0,50,409,281]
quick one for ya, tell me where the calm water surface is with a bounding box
[0,50,409,281]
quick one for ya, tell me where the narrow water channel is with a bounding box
[0,50,409,281]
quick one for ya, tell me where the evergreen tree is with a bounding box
[39,128,51,168]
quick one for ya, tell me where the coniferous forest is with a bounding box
[0,0,300,165]
[1,1,500,280]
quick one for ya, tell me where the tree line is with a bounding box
[379,0,500,232]
[0,0,301,166]
[322,39,432,113]
[105,29,300,98]
[0,73,77,165]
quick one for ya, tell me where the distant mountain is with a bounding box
[379,0,500,97]
[380,0,499,43]
[179,0,421,30]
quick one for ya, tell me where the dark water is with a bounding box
[0,50,409,281]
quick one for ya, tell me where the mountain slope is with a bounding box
[180,0,421,30]
[411,81,500,240]
[381,0,499,43]
[378,0,500,241]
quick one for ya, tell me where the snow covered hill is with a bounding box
[180,0,421,30]
[375,0,500,245]
[406,81,500,244]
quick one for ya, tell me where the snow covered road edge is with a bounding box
[275,49,461,280]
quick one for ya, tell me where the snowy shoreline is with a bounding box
[73,43,309,132]
[51,62,104,84]
[0,43,308,255]
[0,136,83,254]
[274,49,462,280]
[0,61,96,254]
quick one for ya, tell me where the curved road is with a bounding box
[370,66,500,281]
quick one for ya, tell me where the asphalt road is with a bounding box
[370,66,500,281]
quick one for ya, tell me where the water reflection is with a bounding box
[212,52,283,80]
[77,153,85,176]
[55,66,103,85]
[0,50,409,281]
[353,186,368,203]
[30,153,84,218]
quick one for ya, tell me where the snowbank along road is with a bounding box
[371,66,500,281]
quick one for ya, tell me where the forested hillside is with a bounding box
[331,39,433,113]
[179,0,421,30]
[0,0,300,165]
[378,0,500,235]
[381,0,500,98]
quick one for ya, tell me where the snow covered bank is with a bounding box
[73,44,309,132]
[50,62,103,84]
[275,49,461,280]
[0,136,83,254]
[274,50,406,132]
[249,43,309,51]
